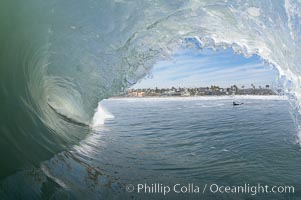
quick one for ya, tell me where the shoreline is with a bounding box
[109,95,287,101]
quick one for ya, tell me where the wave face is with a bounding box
[0,0,301,178]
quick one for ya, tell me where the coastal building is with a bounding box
[122,85,277,98]
[181,89,191,97]
[127,90,145,97]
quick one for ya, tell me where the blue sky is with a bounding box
[133,47,278,89]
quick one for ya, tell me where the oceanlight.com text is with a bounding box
[125,183,295,196]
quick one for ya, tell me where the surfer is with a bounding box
[233,101,244,106]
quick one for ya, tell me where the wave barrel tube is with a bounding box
[1,0,301,179]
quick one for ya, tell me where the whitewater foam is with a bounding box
[91,101,114,128]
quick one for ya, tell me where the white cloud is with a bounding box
[133,48,278,88]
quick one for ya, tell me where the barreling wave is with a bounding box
[0,0,301,179]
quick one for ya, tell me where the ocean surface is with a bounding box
[1,96,301,200]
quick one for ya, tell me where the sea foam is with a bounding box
[91,101,114,128]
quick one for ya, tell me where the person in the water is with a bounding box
[233,101,244,106]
